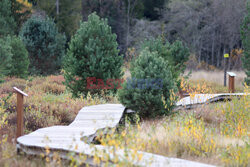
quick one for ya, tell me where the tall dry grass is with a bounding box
[1,73,249,166]
[94,77,249,166]
[120,92,249,166]
[186,70,246,88]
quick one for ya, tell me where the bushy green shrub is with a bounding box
[63,13,123,98]
[118,49,177,118]
[141,37,190,85]
[19,16,66,75]
[0,0,16,37]
[7,36,29,78]
[0,38,12,80]
[241,2,250,85]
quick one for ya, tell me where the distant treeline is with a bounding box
[0,0,249,71]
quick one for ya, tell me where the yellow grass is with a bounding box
[186,70,246,88]
[1,74,249,166]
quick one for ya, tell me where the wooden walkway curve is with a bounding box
[176,93,247,109]
[17,103,215,167]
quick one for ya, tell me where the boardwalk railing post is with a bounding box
[224,53,229,86]
[227,72,236,93]
[13,87,28,140]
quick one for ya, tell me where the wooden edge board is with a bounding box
[13,87,28,96]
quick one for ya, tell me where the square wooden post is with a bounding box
[224,53,229,86]
[227,72,236,93]
[13,87,28,140]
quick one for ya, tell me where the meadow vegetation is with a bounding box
[0,1,249,166]
[0,75,118,166]
[93,81,249,167]
[0,74,249,166]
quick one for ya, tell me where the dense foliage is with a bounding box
[35,0,81,40]
[19,16,66,75]
[241,2,250,85]
[0,0,16,37]
[63,13,123,98]
[0,38,12,79]
[10,0,32,34]
[118,49,177,118]
[0,36,29,79]
[12,0,246,70]
[141,37,190,85]
[7,36,29,78]
[142,0,165,20]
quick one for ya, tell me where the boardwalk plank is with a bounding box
[176,93,247,109]
[17,103,216,166]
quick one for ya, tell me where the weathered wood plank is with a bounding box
[176,93,248,109]
[17,103,215,166]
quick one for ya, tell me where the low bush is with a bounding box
[24,109,59,132]
[40,82,65,95]
[118,49,177,118]
[0,78,27,95]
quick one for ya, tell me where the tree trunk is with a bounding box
[56,0,59,15]
[217,32,222,67]
[198,39,202,64]
[228,47,231,70]
[81,0,84,20]
[206,46,209,68]
[211,31,215,66]
[126,0,130,50]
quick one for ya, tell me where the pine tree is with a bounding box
[241,2,250,85]
[0,0,16,37]
[141,37,189,86]
[7,36,29,78]
[0,38,12,79]
[20,16,66,75]
[63,13,123,97]
[118,49,177,118]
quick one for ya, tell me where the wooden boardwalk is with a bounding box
[176,93,247,109]
[17,103,215,167]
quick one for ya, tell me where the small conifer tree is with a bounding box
[7,36,29,78]
[141,37,189,86]
[0,0,16,37]
[0,38,12,79]
[63,13,123,97]
[20,16,66,75]
[118,49,177,118]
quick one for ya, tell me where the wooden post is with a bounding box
[227,72,236,93]
[13,87,28,140]
[224,53,229,86]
